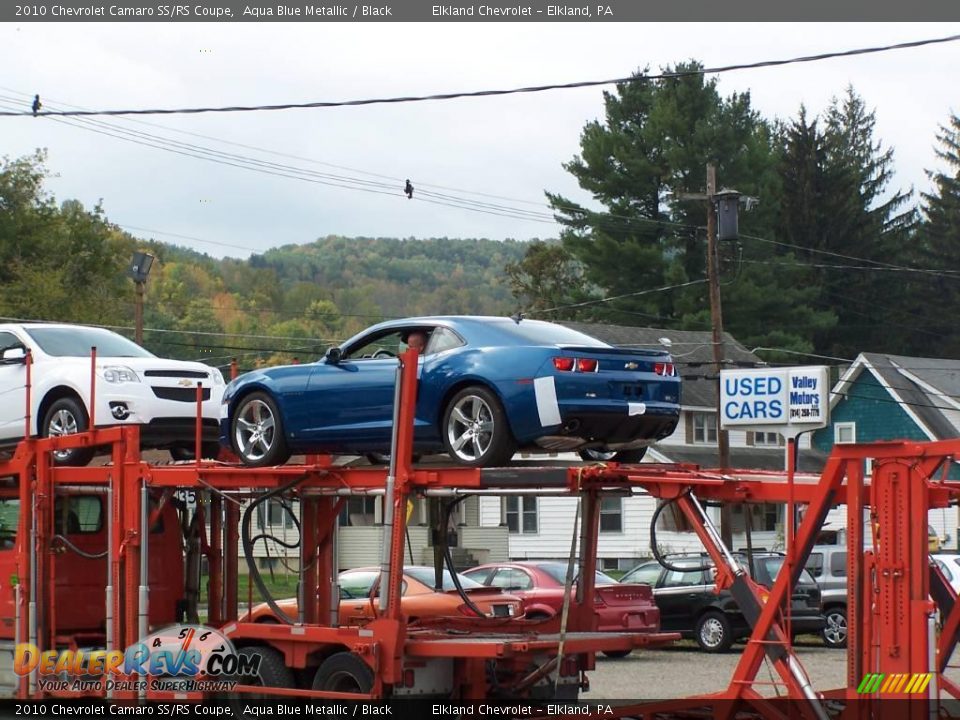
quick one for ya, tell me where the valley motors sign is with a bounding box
[720,366,830,434]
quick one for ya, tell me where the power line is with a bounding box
[4,34,959,118]
[532,278,709,316]
[740,258,960,276]
[738,232,958,279]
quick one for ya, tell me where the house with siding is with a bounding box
[478,322,828,571]
[812,352,960,549]
[236,472,509,573]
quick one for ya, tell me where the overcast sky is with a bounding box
[2,22,958,258]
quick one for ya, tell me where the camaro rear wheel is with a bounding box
[442,386,516,467]
[579,447,648,463]
[41,397,95,467]
[232,392,291,467]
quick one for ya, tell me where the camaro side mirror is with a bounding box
[325,346,342,364]
[1,346,27,364]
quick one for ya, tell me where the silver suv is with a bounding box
[805,545,847,648]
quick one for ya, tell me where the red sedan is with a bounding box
[462,561,661,657]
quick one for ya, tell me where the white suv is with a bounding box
[0,323,225,465]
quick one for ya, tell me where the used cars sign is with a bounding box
[720,366,830,430]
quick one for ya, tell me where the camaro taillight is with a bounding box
[553,357,600,372]
[654,362,677,377]
[577,358,599,373]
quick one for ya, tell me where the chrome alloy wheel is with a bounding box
[582,448,618,461]
[47,408,80,462]
[823,610,847,646]
[446,394,495,462]
[234,398,277,462]
[699,616,725,649]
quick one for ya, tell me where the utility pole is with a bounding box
[705,163,733,547]
[128,251,155,347]
[135,281,145,345]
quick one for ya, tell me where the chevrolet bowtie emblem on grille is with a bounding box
[625,362,639,370]
[178,379,194,387]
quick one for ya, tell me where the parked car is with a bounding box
[243,566,523,624]
[0,323,225,465]
[932,553,960,594]
[461,560,661,657]
[805,545,848,648]
[621,552,825,653]
[220,316,681,467]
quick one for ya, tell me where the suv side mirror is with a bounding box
[1,346,27,364]
[324,347,342,364]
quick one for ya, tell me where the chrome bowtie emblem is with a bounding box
[625,362,639,370]
[178,378,194,387]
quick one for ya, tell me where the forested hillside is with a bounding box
[0,152,527,369]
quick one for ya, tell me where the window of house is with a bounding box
[505,496,537,534]
[339,497,377,527]
[752,431,782,447]
[259,500,295,529]
[738,503,779,532]
[693,413,718,444]
[835,422,856,444]
[599,496,623,533]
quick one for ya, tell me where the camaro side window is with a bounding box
[346,332,406,360]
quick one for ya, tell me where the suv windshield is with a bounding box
[25,327,154,358]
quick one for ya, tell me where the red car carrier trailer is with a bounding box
[0,346,958,720]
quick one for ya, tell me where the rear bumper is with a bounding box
[596,605,661,633]
[535,401,680,451]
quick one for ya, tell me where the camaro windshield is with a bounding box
[25,327,154,358]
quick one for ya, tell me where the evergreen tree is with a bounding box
[907,113,960,355]
[547,62,832,353]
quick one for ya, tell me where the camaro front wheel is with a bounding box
[232,392,291,467]
[442,386,516,467]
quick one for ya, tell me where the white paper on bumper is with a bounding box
[533,376,562,427]
[628,402,647,416]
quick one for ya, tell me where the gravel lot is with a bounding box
[585,639,960,700]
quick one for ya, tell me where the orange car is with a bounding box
[243,566,523,624]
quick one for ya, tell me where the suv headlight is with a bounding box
[211,368,225,386]
[101,366,140,384]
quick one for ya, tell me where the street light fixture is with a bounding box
[128,251,155,345]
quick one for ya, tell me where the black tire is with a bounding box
[41,396,95,467]
[441,386,516,467]
[169,442,222,461]
[231,391,291,467]
[695,610,734,653]
[232,646,295,708]
[313,651,375,694]
[601,649,632,658]
[822,606,847,649]
[579,447,648,463]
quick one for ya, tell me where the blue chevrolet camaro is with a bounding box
[220,317,681,467]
